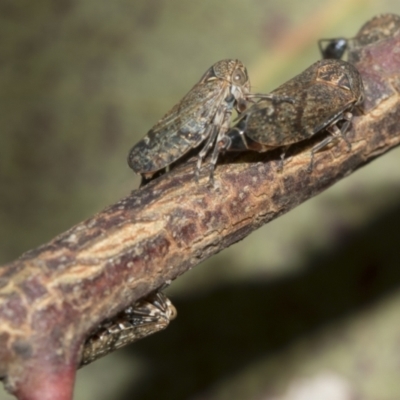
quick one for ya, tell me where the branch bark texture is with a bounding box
[1,14,400,400]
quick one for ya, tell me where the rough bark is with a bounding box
[1,15,400,400]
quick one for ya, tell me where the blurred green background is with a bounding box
[1,0,400,399]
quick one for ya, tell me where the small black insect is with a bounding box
[319,37,348,59]
[318,14,400,60]
[220,59,364,171]
[127,59,289,184]
[80,292,177,366]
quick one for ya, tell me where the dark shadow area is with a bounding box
[114,199,400,400]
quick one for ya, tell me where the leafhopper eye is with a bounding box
[232,69,247,85]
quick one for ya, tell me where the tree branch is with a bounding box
[1,15,400,400]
